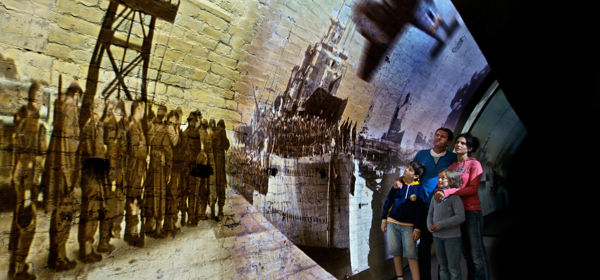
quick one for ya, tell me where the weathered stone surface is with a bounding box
[0,188,335,279]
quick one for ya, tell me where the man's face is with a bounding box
[134,104,144,121]
[31,88,42,109]
[433,130,450,150]
[115,106,124,121]
[92,101,104,117]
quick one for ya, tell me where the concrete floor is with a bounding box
[0,188,335,280]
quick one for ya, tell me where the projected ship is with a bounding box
[231,19,356,248]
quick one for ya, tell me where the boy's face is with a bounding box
[438,172,450,188]
[403,166,418,181]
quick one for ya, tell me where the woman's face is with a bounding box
[454,136,472,155]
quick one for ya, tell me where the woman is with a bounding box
[435,133,490,280]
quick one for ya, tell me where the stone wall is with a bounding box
[0,0,370,126]
[0,0,370,182]
[0,0,493,278]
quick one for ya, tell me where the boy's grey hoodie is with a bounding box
[426,193,465,238]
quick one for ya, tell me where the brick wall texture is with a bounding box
[0,0,371,128]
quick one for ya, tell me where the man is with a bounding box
[211,119,230,221]
[124,100,147,247]
[163,108,185,234]
[394,127,457,280]
[99,100,127,252]
[143,106,179,238]
[77,99,107,263]
[46,82,82,271]
[178,111,202,226]
[197,119,211,220]
[8,81,45,279]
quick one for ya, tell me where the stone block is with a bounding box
[215,42,232,56]
[197,10,229,31]
[44,43,71,60]
[207,52,237,69]
[186,32,219,51]
[190,0,233,22]
[190,68,208,82]
[188,44,210,59]
[210,63,238,81]
[203,72,221,87]
[47,24,90,49]
[164,49,185,63]
[168,37,193,54]
[184,56,211,72]
[202,25,231,44]
[56,0,104,24]
[217,77,234,90]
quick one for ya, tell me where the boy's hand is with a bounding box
[412,229,421,241]
[393,179,403,189]
[381,220,387,232]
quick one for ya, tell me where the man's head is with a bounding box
[433,127,453,151]
[28,81,43,108]
[114,100,126,121]
[156,104,167,121]
[131,100,145,122]
[65,82,83,104]
[187,112,197,127]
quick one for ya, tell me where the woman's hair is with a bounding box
[409,161,426,180]
[439,169,462,188]
[456,132,480,154]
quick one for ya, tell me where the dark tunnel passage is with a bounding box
[451,0,596,279]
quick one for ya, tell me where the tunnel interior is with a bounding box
[0,0,593,279]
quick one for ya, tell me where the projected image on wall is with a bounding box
[0,0,497,279]
[229,0,490,277]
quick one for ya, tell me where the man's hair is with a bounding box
[410,161,426,180]
[436,127,454,142]
[28,80,42,101]
[439,169,462,188]
[65,82,83,96]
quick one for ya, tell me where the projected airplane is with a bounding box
[352,0,459,81]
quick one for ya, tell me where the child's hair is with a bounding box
[409,161,426,180]
[439,169,462,188]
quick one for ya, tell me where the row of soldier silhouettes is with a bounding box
[8,81,230,280]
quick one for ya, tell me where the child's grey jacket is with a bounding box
[426,194,465,238]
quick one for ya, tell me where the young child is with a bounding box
[427,169,465,280]
[381,161,427,280]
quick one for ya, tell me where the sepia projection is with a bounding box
[0,0,495,279]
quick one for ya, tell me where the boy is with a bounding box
[381,161,426,280]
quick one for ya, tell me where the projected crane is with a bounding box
[81,0,179,127]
